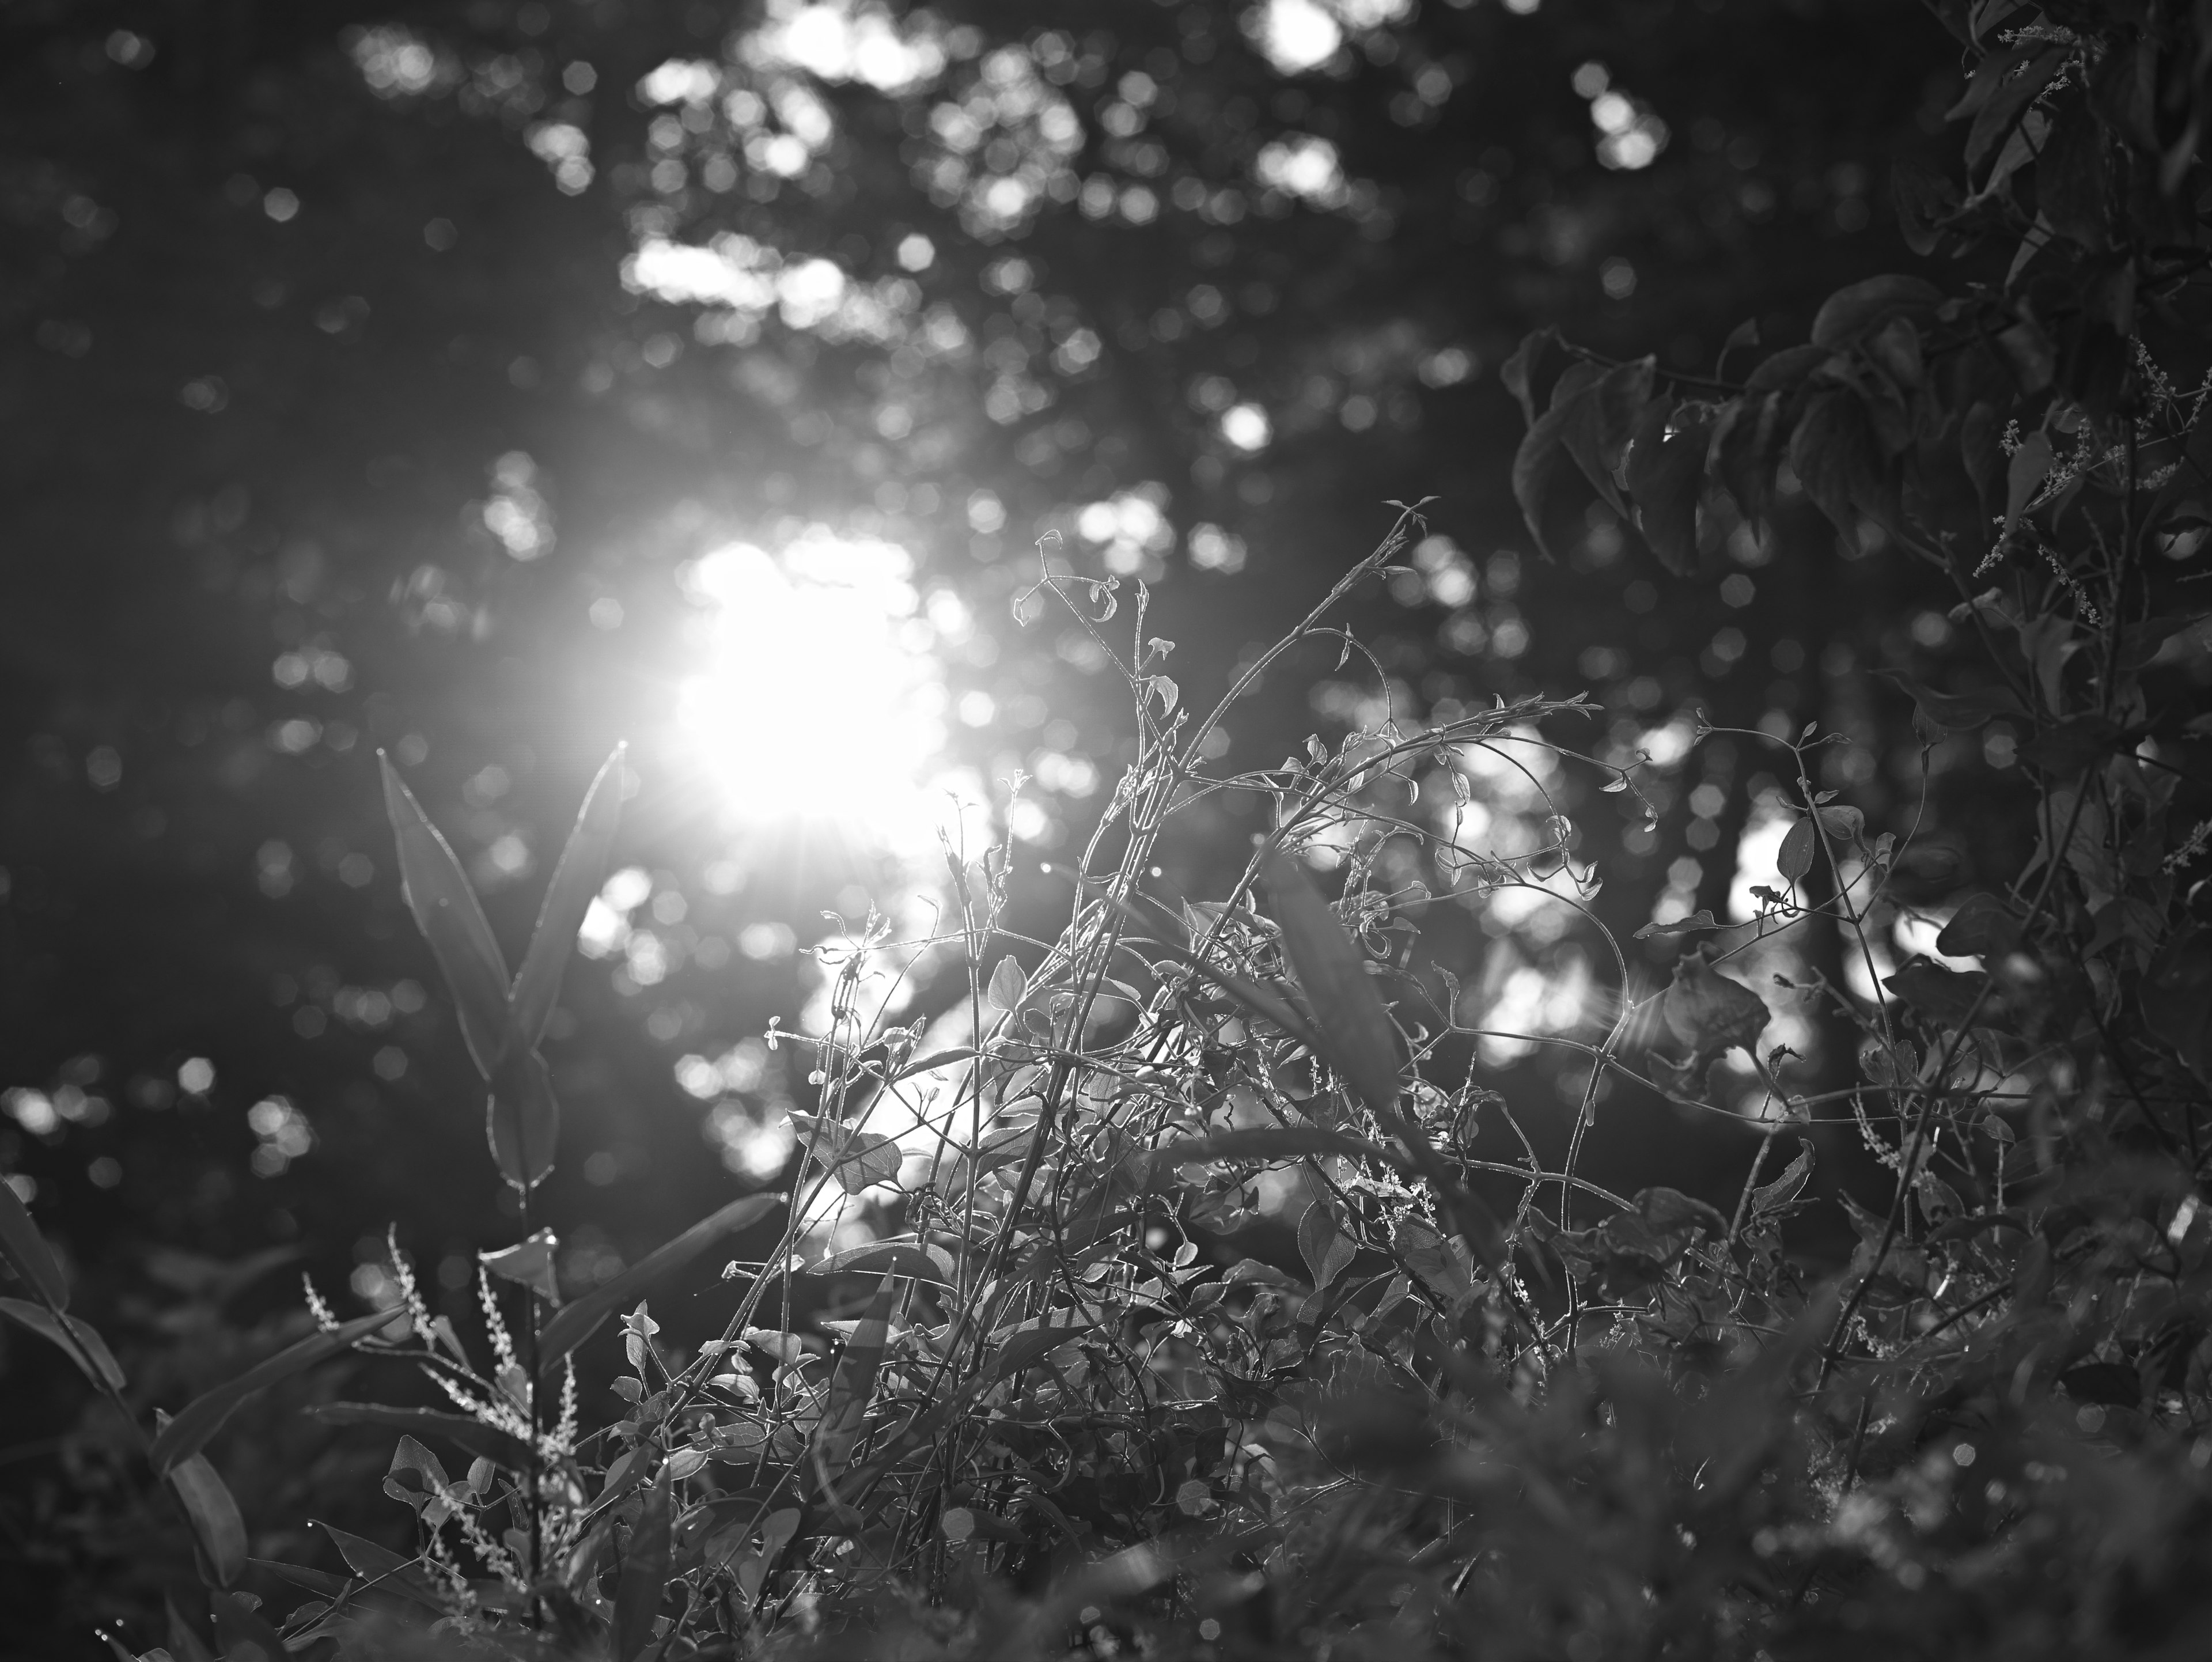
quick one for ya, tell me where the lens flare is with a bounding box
[675,530,978,857]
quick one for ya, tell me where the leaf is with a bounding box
[382,1434,456,1524]
[166,1597,218,1662]
[479,1227,561,1305]
[816,1273,896,1474]
[1393,1218,1474,1306]
[790,1115,904,1195]
[0,1175,68,1310]
[311,1520,446,1611]
[2036,96,2109,249]
[1160,1127,1377,1165]
[1638,1187,1730,1237]
[508,745,626,1052]
[1878,671,2030,730]
[1297,1193,1356,1292]
[1709,392,1784,522]
[805,1239,955,1284]
[168,1453,247,1587]
[1789,388,1885,537]
[380,753,514,1078]
[150,1309,392,1476]
[1809,275,1944,347]
[1262,854,1403,1124]
[1557,357,1654,514]
[1751,1139,1816,1215]
[537,1192,783,1370]
[2004,431,2054,535]
[987,954,1027,1012]
[1510,361,1604,561]
[1935,892,2022,957]
[1964,46,2067,174]
[738,1509,801,1608]
[487,1042,561,1190]
[614,1460,673,1662]
[0,1298,126,1391]
[1623,397,1712,576]
[1777,819,1816,882]
[209,1591,290,1662]
[985,1316,1092,1383]
[1661,954,1770,1059]
[1884,958,1998,1026]
[1498,328,1563,424]
[1633,909,1721,940]
[2017,714,2123,778]
[305,1402,529,1466]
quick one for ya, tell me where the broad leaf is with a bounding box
[0,1297,126,1391]
[1510,361,1603,560]
[537,1192,783,1370]
[479,1227,560,1304]
[509,744,626,1051]
[380,753,513,1077]
[0,1175,68,1310]
[615,1463,673,1662]
[1160,1127,1377,1165]
[791,1114,904,1195]
[169,1452,247,1587]
[1936,893,2023,957]
[816,1273,896,1475]
[382,1433,456,1524]
[149,1309,391,1476]
[1809,275,1943,347]
[487,1044,560,1190]
[806,1239,955,1284]
[312,1519,446,1611]
[1297,1191,1356,1291]
[1751,1139,1816,1215]
[1622,396,1710,576]
[985,1316,1092,1383]
[1661,953,1770,1061]
[1262,853,1403,1124]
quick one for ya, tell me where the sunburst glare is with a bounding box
[674,529,982,859]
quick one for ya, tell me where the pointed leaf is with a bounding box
[1510,361,1603,560]
[1809,275,1944,347]
[168,1453,247,1587]
[816,1274,896,1474]
[1778,819,1816,881]
[790,1115,903,1195]
[987,955,1027,1012]
[0,1298,126,1391]
[1623,397,1711,576]
[537,1192,783,1371]
[382,1433,455,1523]
[1751,1139,1816,1215]
[1161,1127,1378,1165]
[487,1047,560,1190]
[509,745,626,1051]
[0,1175,69,1309]
[380,753,513,1077]
[1297,1192,1355,1291]
[1262,853,1403,1123]
[2004,431,2054,535]
[984,1316,1092,1383]
[615,1461,673,1662]
[479,1228,561,1305]
[310,1520,446,1611]
[305,1402,529,1466]
[1662,955,1770,1059]
[149,1309,391,1475]
[1936,893,2023,957]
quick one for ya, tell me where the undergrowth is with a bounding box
[5,3,2212,1658]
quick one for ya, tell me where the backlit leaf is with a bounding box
[380,753,513,1078]
[1262,853,1403,1124]
[509,744,626,1052]
[816,1273,896,1475]
[306,1402,529,1466]
[487,1045,560,1190]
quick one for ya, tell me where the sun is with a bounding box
[673,529,980,859]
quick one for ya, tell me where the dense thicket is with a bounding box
[2,1,2209,1657]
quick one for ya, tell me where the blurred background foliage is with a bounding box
[0,0,2116,1644]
